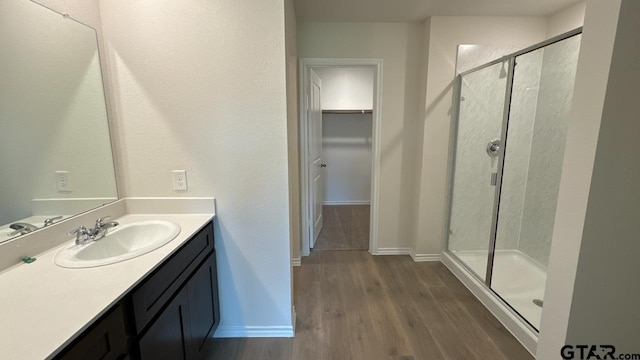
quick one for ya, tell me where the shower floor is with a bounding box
[452,249,546,330]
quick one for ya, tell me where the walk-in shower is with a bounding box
[445,29,582,336]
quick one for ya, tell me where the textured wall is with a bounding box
[517,34,582,266]
[99,0,292,333]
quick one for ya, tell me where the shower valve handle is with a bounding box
[486,139,501,157]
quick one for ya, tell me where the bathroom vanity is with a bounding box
[0,199,219,360]
[0,3,223,358]
[56,221,219,360]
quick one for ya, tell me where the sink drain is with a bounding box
[533,299,544,307]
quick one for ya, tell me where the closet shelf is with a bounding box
[322,109,373,115]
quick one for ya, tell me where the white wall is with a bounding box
[33,0,102,30]
[313,67,373,205]
[322,113,372,204]
[538,0,640,357]
[536,0,621,357]
[313,67,374,110]
[285,0,301,265]
[99,0,293,336]
[414,16,549,256]
[298,22,425,251]
[564,1,640,352]
[547,1,586,38]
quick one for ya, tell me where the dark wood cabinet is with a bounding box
[138,251,219,360]
[131,225,213,334]
[138,287,191,360]
[186,253,220,358]
[56,221,219,360]
[55,304,129,360]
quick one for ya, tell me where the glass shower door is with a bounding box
[448,61,509,281]
[491,33,582,331]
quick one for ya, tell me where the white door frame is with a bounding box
[299,58,384,257]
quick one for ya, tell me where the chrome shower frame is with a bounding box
[442,27,583,333]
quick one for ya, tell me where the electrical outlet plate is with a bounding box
[172,170,187,191]
[55,171,71,192]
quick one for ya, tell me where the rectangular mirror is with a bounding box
[0,0,117,242]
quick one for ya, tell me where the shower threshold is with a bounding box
[453,249,547,330]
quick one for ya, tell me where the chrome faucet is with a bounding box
[8,222,39,236]
[69,216,119,245]
[69,226,91,244]
[43,215,63,227]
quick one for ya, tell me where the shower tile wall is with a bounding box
[448,63,506,253]
[451,38,581,267]
[456,45,521,74]
[450,46,541,253]
[495,51,543,251]
[517,35,582,266]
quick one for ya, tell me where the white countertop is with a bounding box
[0,212,214,360]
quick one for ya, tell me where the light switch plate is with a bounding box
[172,170,187,191]
[55,171,71,192]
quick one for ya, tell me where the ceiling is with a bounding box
[293,0,582,22]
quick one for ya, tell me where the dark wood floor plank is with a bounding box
[333,251,382,359]
[207,251,533,360]
[319,251,351,359]
[383,257,483,360]
[347,251,415,359]
[432,263,534,360]
[292,252,326,359]
[314,205,370,250]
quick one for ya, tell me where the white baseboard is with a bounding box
[410,250,441,262]
[374,247,412,256]
[322,201,371,205]
[292,257,301,267]
[373,248,440,262]
[213,325,294,338]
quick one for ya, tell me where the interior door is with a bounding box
[309,69,324,248]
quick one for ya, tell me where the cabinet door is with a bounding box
[57,304,128,360]
[139,287,191,360]
[186,253,220,359]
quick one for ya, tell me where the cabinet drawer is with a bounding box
[56,304,128,360]
[131,222,214,333]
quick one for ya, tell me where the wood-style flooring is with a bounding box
[314,205,370,251]
[206,251,533,360]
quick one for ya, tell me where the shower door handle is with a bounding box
[490,172,497,186]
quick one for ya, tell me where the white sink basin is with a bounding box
[55,220,181,268]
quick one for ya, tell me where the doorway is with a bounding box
[299,58,383,257]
